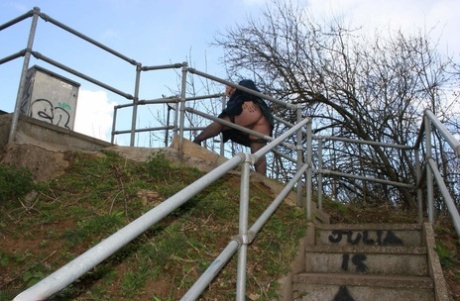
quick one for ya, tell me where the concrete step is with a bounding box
[292,273,434,301]
[304,245,428,276]
[313,223,423,247]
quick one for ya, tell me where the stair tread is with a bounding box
[314,223,423,230]
[305,244,427,254]
[293,272,433,288]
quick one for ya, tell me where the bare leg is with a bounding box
[193,116,230,144]
[250,141,267,175]
[195,102,271,175]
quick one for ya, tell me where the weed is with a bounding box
[146,153,173,180]
[23,269,47,286]
[1,149,309,300]
[435,242,455,268]
[0,163,35,204]
[120,267,149,297]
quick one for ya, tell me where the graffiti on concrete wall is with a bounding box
[327,229,405,301]
[328,229,404,246]
[333,285,355,301]
[30,98,72,130]
[341,253,368,273]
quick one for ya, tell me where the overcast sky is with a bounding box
[0,0,458,145]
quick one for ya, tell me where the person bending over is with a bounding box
[193,79,274,175]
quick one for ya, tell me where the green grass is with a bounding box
[435,242,455,268]
[0,150,307,300]
[0,163,35,204]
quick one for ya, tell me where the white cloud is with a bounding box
[303,0,460,62]
[74,89,117,142]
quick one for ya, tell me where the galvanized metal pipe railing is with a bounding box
[39,11,137,65]
[415,109,460,154]
[220,94,227,156]
[141,63,184,71]
[15,115,309,301]
[425,110,460,156]
[318,138,323,210]
[130,63,142,146]
[305,120,313,220]
[414,109,460,227]
[187,68,296,110]
[0,8,33,30]
[2,7,143,145]
[315,169,415,189]
[111,95,177,144]
[0,49,27,65]
[178,62,188,152]
[185,107,273,144]
[185,107,299,155]
[181,162,309,301]
[39,7,150,147]
[315,135,413,150]
[180,240,240,301]
[314,134,417,215]
[428,158,460,241]
[252,163,309,234]
[1,6,188,147]
[425,114,435,224]
[8,7,39,144]
[111,105,118,144]
[111,92,224,146]
[236,153,252,301]
[296,106,304,207]
[14,153,246,301]
[414,148,423,224]
[113,125,174,136]
[181,120,310,301]
[415,110,460,224]
[184,67,299,171]
[30,50,134,99]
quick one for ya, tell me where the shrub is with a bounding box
[0,164,35,204]
[146,153,172,180]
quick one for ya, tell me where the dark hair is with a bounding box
[238,79,260,92]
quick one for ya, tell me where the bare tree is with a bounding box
[213,1,460,209]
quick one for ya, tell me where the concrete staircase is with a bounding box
[285,223,450,301]
[1,116,452,301]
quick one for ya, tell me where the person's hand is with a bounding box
[225,85,236,97]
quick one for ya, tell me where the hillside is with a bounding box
[0,142,308,300]
[0,140,459,300]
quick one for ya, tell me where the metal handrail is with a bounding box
[13,154,244,300]
[415,109,460,239]
[182,160,310,300]
[0,8,33,30]
[428,158,460,239]
[30,50,134,99]
[2,6,460,301]
[13,117,310,301]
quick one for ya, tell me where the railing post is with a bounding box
[9,7,40,144]
[178,62,188,153]
[414,148,423,224]
[165,104,172,147]
[236,153,251,301]
[305,119,313,221]
[425,115,434,224]
[296,106,304,206]
[130,63,142,146]
[318,138,323,211]
[220,94,226,157]
[111,106,118,144]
